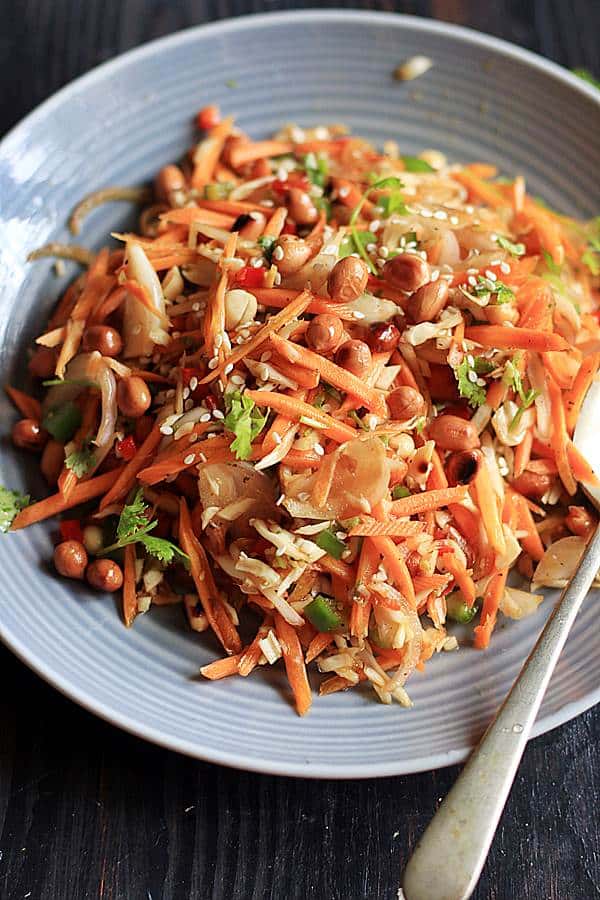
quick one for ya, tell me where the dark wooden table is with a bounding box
[1,2,599,898]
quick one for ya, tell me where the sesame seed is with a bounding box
[200,413,211,423]
[374,205,385,216]
[274,272,282,286]
[490,232,498,242]
[224,363,234,375]
[465,204,474,214]
[433,209,448,220]
[353,311,365,320]
[182,387,190,400]
[369,219,381,233]
[260,199,275,208]
[208,358,218,370]
[160,425,174,435]
[230,374,245,386]
[476,377,486,387]
[314,444,324,456]
[485,270,497,281]
[273,245,284,262]
[189,377,198,391]
[430,269,440,282]
[198,451,207,462]
[467,268,478,275]
[192,302,200,312]
[273,433,282,445]
[420,208,433,218]
[366,243,377,253]
[338,186,350,199]
[490,259,501,267]
[260,351,272,362]
[500,262,511,274]
[467,275,477,287]
[467,370,478,384]
[184,399,194,411]
[449,215,459,225]
[467,354,475,366]
[184,454,196,465]
[379,246,389,258]
[251,257,264,269]
[212,409,225,420]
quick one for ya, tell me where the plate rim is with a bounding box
[1,8,599,779]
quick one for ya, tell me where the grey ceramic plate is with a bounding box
[1,11,599,778]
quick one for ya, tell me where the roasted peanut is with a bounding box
[428,414,480,451]
[117,376,152,419]
[387,386,426,421]
[484,304,519,325]
[286,187,319,225]
[54,540,88,580]
[28,347,57,379]
[224,289,258,330]
[154,164,186,204]
[565,505,596,540]
[409,279,449,323]
[368,322,401,353]
[273,235,313,275]
[446,449,483,486]
[11,418,47,451]
[327,257,369,303]
[86,559,123,592]
[238,212,267,241]
[510,470,553,500]
[382,254,429,292]
[40,439,64,485]
[306,314,344,353]
[82,325,123,357]
[335,340,372,377]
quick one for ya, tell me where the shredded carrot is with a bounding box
[472,462,506,556]
[11,467,125,530]
[348,519,427,537]
[505,488,544,561]
[200,654,245,680]
[486,379,507,411]
[199,289,313,385]
[158,206,235,229]
[474,568,508,650]
[191,116,234,188]
[122,544,138,627]
[248,287,362,322]
[5,386,41,421]
[245,389,357,443]
[237,628,268,677]
[389,485,469,519]
[99,424,162,510]
[547,375,577,495]
[269,334,387,417]
[260,207,288,239]
[464,325,569,353]
[451,170,505,208]
[274,612,312,716]
[350,539,379,638]
[229,140,293,170]
[439,552,476,607]
[306,632,334,664]
[370,535,417,608]
[567,439,600,487]
[513,426,533,478]
[564,351,600,434]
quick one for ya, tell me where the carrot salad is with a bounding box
[3,109,600,715]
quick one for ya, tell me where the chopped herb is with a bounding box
[339,230,372,260]
[42,402,82,442]
[339,516,361,530]
[392,484,411,500]
[42,377,95,388]
[455,356,493,408]
[301,152,328,188]
[224,390,267,460]
[503,357,538,429]
[446,592,480,624]
[573,68,600,90]
[315,527,346,560]
[304,594,343,631]
[257,235,276,264]
[101,488,188,564]
[349,176,405,274]
[510,391,538,431]
[415,416,426,435]
[0,486,29,532]
[401,155,435,173]
[495,235,525,257]
[65,444,96,478]
[542,249,562,275]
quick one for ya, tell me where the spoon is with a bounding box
[401,377,600,900]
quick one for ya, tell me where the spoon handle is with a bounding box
[402,523,600,900]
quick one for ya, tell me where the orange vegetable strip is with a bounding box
[305,632,334,664]
[248,286,361,322]
[464,162,498,178]
[199,289,313,385]
[54,319,85,378]
[486,379,507,411]
[99,424,162,510]
[204,232,237,364]
[261,410,298,456]
[310,449,339,509]
[464,325,569,353]
[449,503,481,550]
[274,612,312,716]
[472,465,506,556]
[315,554,354,584]
[11,467,125,530]
[158,206,236,228]
[547,375,577,495]
[260,206,287,239]
[245,389,356,443]
[191,116,234,188]
[149,252,203,271]
[89,285,128,324]
[264,353,320,388]
[427,449,449,490]
[564,352,600,434]
[281,449,321,470]
[520,197,564,265]
[198,198,275,218]
[348,519,427,537]
[474,568,508,650]
[36,326,67,348]
[5,386,41,421]
[122,544,138,627]
[567,440,600,487]
[439,552,476,607]
[370,535,416,608]
[542,349,581,391]
[350,538,379,638]
[389,485,469,519]
[228,140,293,169]
[505,488,544,561]
[179,498,241,654]
[513,426,533,478]
[269,334,387,416]
[237,629,268,678]
[200,654,244,680]
[451,170,506,207]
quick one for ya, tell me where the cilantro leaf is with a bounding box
[301,153,328,188]
[257,235,276,264]
[348,176,406,274]
[463,275,515,306]
[0,486,29,533]
[65,445,96,478]
[503,355,539,427]
[401,156,435,173]
[582,249,600,276]
[495,235,525,257]
[510,389,539,431]
[102,488,188,564]
[573,68,600,90]
[455,357,490,407]
[339,229,373,262]
[224,390,267,460]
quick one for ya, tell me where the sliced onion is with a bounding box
[123,242,170,357]
[198,462,278,534]
[500,587,544,620]
[532,536,586,589]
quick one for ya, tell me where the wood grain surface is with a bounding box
[1,2,599,899]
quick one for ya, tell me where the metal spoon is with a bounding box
[402,378,600,900]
